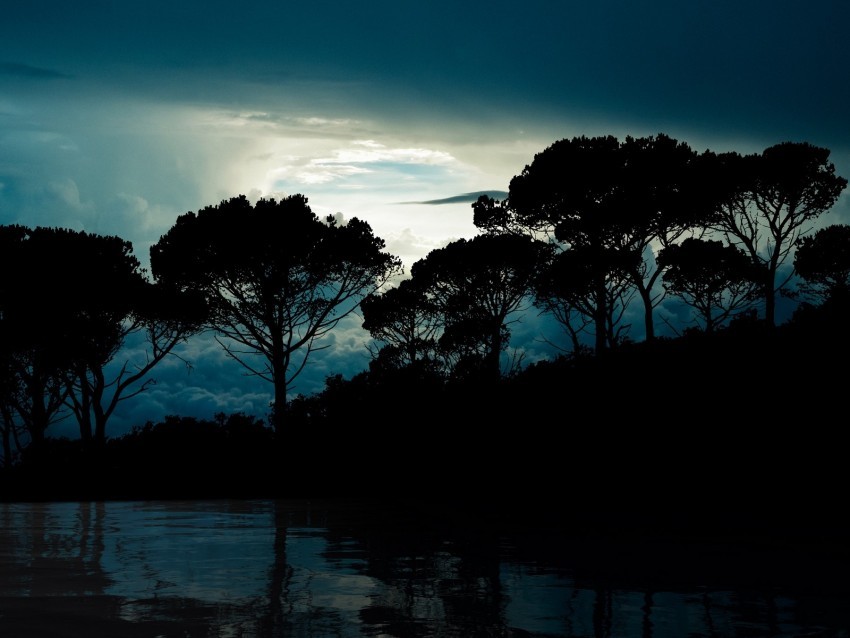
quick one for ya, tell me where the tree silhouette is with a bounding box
[705,141,847,327]
[657,238,763,333]
[793,223,850,305]
[361,277,442,370]
[0,225,202,452]
[482,135,632,352]
[64,278,207,449]
[0,226,78,449]
[616,134,717,340]
[475,134,714,348]
[409,233,552,381]
[150,194,402,433]
[534,244,637,351]
[0,346,23,470]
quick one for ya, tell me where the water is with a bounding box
[0,499,848,637]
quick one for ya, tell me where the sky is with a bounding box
[2,0,850,436]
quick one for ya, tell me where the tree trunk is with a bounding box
[1,421,11,471]
[271,343,288,436]
[28,378,47,447]
[92,368,107,447]
[271,375,287,435]
[641,287,655,341]
[93,408,107,449]
[764,276,776,328]
[594,276,608,353]
[488,325,502,382]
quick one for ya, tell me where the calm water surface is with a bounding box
[0,499,847,637]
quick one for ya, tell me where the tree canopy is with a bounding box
[0,225,202,458]
[476,133,717,351]
[150,194,403,433]
[408,233,553,380]
[705,141,847,326]
[657,238,762,333]
[794,223,850,305]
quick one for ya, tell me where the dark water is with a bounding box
[0,499,848,637]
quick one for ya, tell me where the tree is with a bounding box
[361,277,442,370]
[150,194,402,433]
[64,279,207,449]
[408,233,552,381]
[615,134,718,340]
[0,225,203,451]
[488,135,639,352]
[657,238,763,333]
[793,224,850,305]
[0,345,24,469]
[476,134,716,350]
[0,225,76,449]
[706,142,847,327]
[534,244,637,351]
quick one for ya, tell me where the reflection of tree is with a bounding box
[262,499,293,635]
[702,590,718,638]
[319,504,510,637]
[27,503,113,597]
[3,500,850,636]
[642,590,653,638]
[593,586,613,638]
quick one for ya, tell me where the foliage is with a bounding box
[657,238,763,333]
[793,223,850,304]
[407,233,553,380]
[705,142,848,326]
[150,194,402,432]
[361,277,442,368]
[479,133,716,350]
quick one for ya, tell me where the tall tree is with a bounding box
[484,135,639,352]
[706,142,847,327]
[657,238,763,333]
[409,233,552,381]
[616,134,717,339]
[150,194,402,433]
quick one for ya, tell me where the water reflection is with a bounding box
[0,499,847,637]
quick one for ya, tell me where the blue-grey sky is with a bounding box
[2,1,850,435]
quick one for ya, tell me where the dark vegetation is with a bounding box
[1,133,848,519]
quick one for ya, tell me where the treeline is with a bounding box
[2,133,849,497]
[3,302,847,503]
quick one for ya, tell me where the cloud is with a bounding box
[323,140,456,166]
[47,178,90,212]
[405,191,509,205]
[277,140,460,188]
[294,116,357,128]
[382,228,452,274]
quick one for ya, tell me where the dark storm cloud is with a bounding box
[3,1,848,148]
[408,191,509,205]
